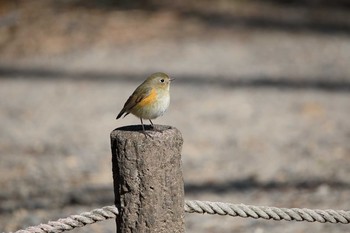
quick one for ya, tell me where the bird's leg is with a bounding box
[149,119,163,132]
[140,118,152,138]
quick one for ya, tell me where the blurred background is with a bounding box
[1,0,350,232]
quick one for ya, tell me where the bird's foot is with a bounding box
[141,130,153,139]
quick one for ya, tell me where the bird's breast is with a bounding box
[131,88,170,119]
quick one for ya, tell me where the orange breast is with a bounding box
[137,88,157,108]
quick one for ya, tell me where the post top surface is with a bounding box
[111,124,182,141]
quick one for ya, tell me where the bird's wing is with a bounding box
[116,86,152,119]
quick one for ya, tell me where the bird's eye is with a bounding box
[160,79,165,83]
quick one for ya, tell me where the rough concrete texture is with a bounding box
[0,1,350,232]
[111,126,184,233]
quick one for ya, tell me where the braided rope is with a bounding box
[13,200,350,233]
[15,206,118,233]
[184,200,350,224]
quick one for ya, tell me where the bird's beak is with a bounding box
[170,78,175,82]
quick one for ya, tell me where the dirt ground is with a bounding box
[1,1,350,232]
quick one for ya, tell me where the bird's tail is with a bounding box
[116,109,124,119]
[116,109,130,119]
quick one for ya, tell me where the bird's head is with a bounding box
[145,72,173,91]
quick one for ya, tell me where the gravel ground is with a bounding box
[1,1,350,232]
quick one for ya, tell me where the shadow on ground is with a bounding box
[185,177,350,194]
[1,66,350,92]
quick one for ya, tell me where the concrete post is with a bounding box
[111,125,184,233]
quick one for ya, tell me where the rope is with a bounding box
[14,206,118,233]
[184,200,350,224]
[13,200,350,233]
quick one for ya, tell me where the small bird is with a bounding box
[116,72,173,136]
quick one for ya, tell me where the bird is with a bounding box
[116,72,173,137]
